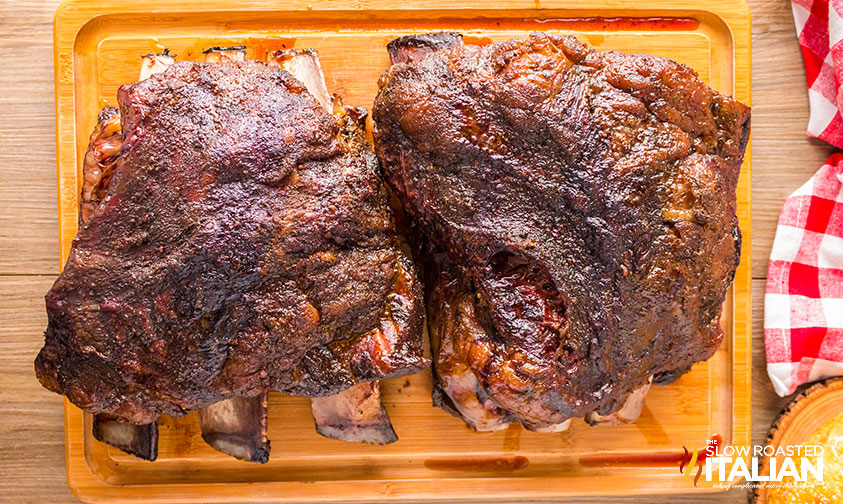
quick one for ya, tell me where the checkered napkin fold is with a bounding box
[766,0,843,396]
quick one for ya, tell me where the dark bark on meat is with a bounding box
[92,414,158,461]
[83,53,177,460]
[84,110,156,458]
[269,48,404,443]
[373,33,750,430]
[191,48,271,463]
[36,59,428,425]
[82,50,269,462]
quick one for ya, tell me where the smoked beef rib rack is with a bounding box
[36,45,427,461]
[373,32,750,432]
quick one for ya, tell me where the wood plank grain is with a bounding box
[751,279,793,447]
[0,1,62,275]
[750,0,839,279]
[0,274,76,503]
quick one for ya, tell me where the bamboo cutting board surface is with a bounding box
[52,0,752,502]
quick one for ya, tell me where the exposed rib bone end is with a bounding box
[386,32,463,65]
[433,368,511,432]
[139,50,176,80]
[428,265,513,432]
[203,46,246,63]
[585,377,653,426]
[266,48,334,112]
[526,419,572,433]
[311,382,398,444]
[92,414,158,461]
[198,394,270,463]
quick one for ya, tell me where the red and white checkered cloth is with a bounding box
[765,154,843,396]
[792,0,843,148]
[765,0,843,396]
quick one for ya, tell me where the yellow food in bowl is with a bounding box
[766,411,843,503]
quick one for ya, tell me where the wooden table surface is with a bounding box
[0,0,833,502]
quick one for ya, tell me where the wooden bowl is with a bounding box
[752,377,843,503]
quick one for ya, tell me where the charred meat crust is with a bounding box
[267,47,405,444]
[36,60,428,424]
[82,104,160,459]
[374,32,749,427]
[288,239,427,397]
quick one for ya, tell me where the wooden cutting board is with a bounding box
[53,0,752,501]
